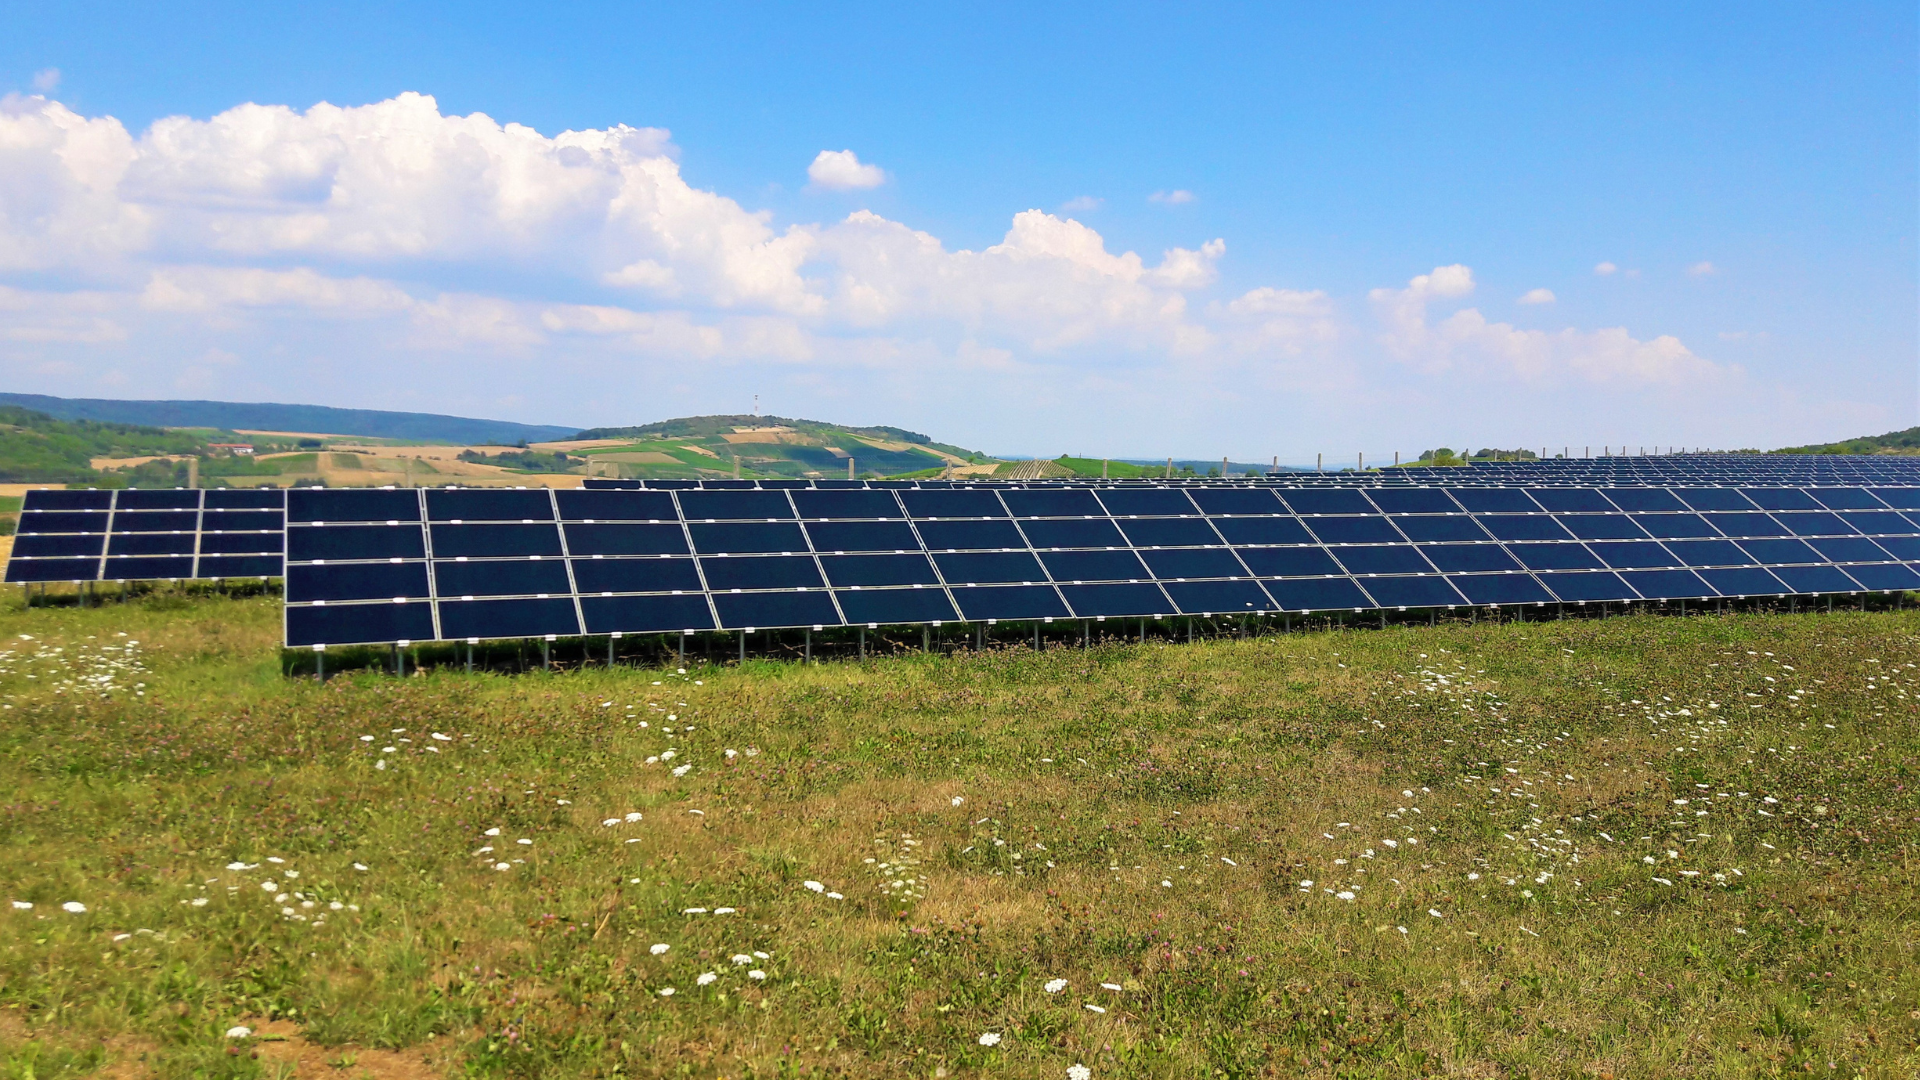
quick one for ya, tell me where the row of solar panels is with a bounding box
[250,484,1920,646]
[4,488,285,584]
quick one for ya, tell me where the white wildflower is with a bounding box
[978,1032,1002,1047]
[1044,978,1068,993]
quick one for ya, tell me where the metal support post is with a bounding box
[923,626,930,652]
[608,637,616,667]
[804,629,812,663]
[739,631,747,663]
[1033,623,1040,650]
[1138,617,1145,644]
[678,633,686,665]
[541,639,551,669]
[316,648,326,682]
[859,627,866,659]
[467,642,474,673]
[389,644,398,676]
[1186,617,1193,644]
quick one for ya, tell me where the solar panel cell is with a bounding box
[1739,539,1823,565]
[1137,547,1245,579]
[1019,518,1128,548]
[1236,546,1344,577]
[29,491,111,511]
[1775,512,1856,537]
[1696,567,1787,596]
[1279,489,1374,515]
[1364,488,1458,514]
[1807,488,1884,510]
[438,597,581,639]
[915,519,1026,549]
[791,490,904,519]
[835,588,959,625]
[288,562,432,602]
[1766,565,1860,594]
[1039,549,1150,581]
[1556,514,1649,540]
[114,511,199,532]
[1703,513,1790,538]
[1840,563,1920,591]
[1390,515,1488,542]
[1478,515,1575,542]
[1262,577,1370,611]
[105,556,194,579]
[12,533,104,557]
[1445,488,1538,513]
[819,554,942,587]
[1187,489,1285,515]
[698,555,826,590]
[1837,511,1912,534]
[288,489,422,523]
[1589,541,1681,569]
[1630,513,1720,539]
[569,556,702,594]
[1000,489,1104,517]
[579,593,715,634]
[1616,569,1715,599]
[1662,539,1754,566]
[286,524,425,561]
[1506,543,1605,571]
[1447,573,1553,605]
[676,490,795,520]
[108,533,196,556]
[711,590,841,630]
[1208,516,1315,545]
[687,521,808,554]
[802,520,919,552]
[555,489,679,520]
[116,490,199,510]
[1536,571,1638,602]
[949,584,1070,621]
[899,490,1007,517]
[1528,488,1615,512]
[5,557,100,581]
[1095,489,1199,516]
[1417,544,1520,572]
[21,511,109,533]
[286,601,435,647]
[197,555,282,578]
[563,522,690,556]
[1058,582,1169,617]
[1306,516,1402,544]
[1743,488,1823,511]
[1115,517,1220,547]
[434,559,571,597]
[931,551,1047,584]
[1673,489,1757,511]
[1360,574,1465,608]
[1598,488,1687,512]
[1333,545,1433,575]
[426,489,555,521]
[429,523,564,558]
[1161,579,1275,613]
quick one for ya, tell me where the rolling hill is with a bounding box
[1772,426,1920,455]
[566,415,996,480]
[0,393,577,445]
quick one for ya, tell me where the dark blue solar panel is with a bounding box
[580,593,715,634]
[837,588,958,625]
[687,521,808,554]
[1307,517,1402,544]
[1058,582,1169,617]
[1479,515,1574,542]
[1842,563,1920,591]
[677,490,794,521]
[1361,575,1464,608]
[1448,573,1553,605]
[287,524,425,561]
[950,584,1069,621]
[570,557,702,594]
[203,510,282,531]
[205,489,284,509]
[819,554,941,587]
[1698,568,1785,596]
[288,489,421,523]
[555,489,678,520]
[1040,549,1150,581]
[30,490,111,511]
[117,489,199,510]
[1001,489,1105,517]
[1803,537,1890,563]
[1590,541,1682,569]
[440,597,581,639]
[430,523,563,559]
[1095,489,1197,516]
[1537,571,1637,602]
[1365,488,1457,514]
[18,511,107,534]
[435,559,571,597]
[900,490,1007,517]
[1528,488,1613,512]
[932,551,1048,584]
[1807,488,1883,511]
[289,562,432,602]
[699,556,825,591]
[1674,489,1756,511]
[1743,488,1822,512]
[1116,518,1221,547]
[1138,548,1245,579]
[287,601,435,647]
[792,489,903,519]
[1238,546,1343,577]
[1838,511,1912,534]
[1264,577,1369,611]
[1188,489,1285,515]
[1873,536,1920,560]
[114,512,198,532]
[1739,539,1822,565]
[1020,518,1127,548]
[712,590,841,630]
[1390,516,1487,542]
[14,534,103,557]
[1446,488,1538,513]
[1631,513,1719,539]
[199,555,282,578]
[1617,570,1714,599]
[916,519,1026,549]
[1279,489,1374,515]
[1162,579,1274,614]
[1776,513,1856,537]
[426,489,554,521]
[1703,513,1789,538]
[1600,488,1687,512]
[1557,515,1648,540]
[104,556,194,579]
[1767,565,1858,594]
[803,520,919,552]
[1335,545,1432,575]
[7,558,100,581]
[1209,516,1315,545]
[108,533,195,556]
[1507,543,1605,571]
[1866,488,1920,509]
[1419,544,1520,572]
[1662,539,1754,566]
[563,523,689,556]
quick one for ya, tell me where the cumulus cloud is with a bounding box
[807,149,886,190]
[1148,189,1194,204]
[1370,265,1732,386]
[1593,261,1617,276]
[1517,288,1555,305]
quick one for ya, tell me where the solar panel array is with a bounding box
[4,488,284,584]
[276,482,1920,648]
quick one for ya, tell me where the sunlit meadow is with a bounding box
[0,586,1914,1079]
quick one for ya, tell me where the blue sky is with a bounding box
[1,2,1912,459]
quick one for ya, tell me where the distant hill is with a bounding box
[0,393,577,445]
[0,405,207,483]
[569,414,995,480]
[1772,426,1920,455]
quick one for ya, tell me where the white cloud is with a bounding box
[1060,195,1102,212]
[1593,261,1617,276]
[1688,260,1717,276]
[1517,288,1555,305]
[31,69,60,92]
[807,149,886,191]
[1370,265,1732,386]
[1148,189,1194,204]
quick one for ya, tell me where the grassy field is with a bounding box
[0,589,1914,1079]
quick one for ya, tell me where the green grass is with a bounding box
[1052,457,1163,479]
[0,590,1915,1078]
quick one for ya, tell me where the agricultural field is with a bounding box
[0,591,1913,1079]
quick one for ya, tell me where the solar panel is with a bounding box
[5,487,286,584]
